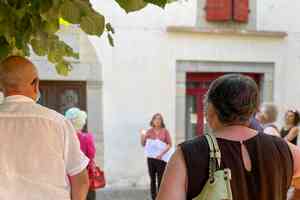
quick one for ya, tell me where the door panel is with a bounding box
[196,89,207,135]
[186,72,262,139]
[39,81,86,115]
[186,95,197,139]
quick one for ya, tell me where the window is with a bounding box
[233,0,249,22]
[205,0,249,23]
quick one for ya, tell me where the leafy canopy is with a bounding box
[0,0,171,75]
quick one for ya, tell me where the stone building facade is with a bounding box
[1,0,300,188]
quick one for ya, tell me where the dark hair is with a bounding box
[206,74,259,125]
[285,110,300,126]
[150,113,166,128]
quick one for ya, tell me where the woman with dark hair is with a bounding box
[281,110,300,145]
[157,74,300,200]
[141,113,172,200]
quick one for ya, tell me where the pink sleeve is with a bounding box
[165,129,172,146]
[85,133,96,160]
[145,129,152,140]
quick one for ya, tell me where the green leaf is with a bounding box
[31,0,53,13]
[48,44,63,63]
[115,0,147,13]
[0,0,175,76]
[30,39,47,56]
[41,6,60,21]
[42,19,59,34]
[107,33,114,47]
[0,21,11,42]
[15,7,27,19]
[0,37,10,60]
[0,4,9,22]
[15,32,24,50]
[80,12,105,36]
[55,60,72,76]
[52,0,62,7]
[144,0,167,8]
[23,44,30,57]
[74,0,93,17]
[60,0,81,24]
[39,0,53,13]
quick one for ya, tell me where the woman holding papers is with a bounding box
[141,113,172,200]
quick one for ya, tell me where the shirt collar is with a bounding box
[4,95,35,103]
[263,123,273,128]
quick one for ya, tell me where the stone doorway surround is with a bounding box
[30,27,104,166]
[175,60,275,144]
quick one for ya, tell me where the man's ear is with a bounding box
[34,79,40,93]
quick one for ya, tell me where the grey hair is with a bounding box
[260,102,278,123]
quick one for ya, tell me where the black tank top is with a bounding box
[180,134,293,200]
[281,127,298,145]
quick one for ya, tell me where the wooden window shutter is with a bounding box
[233,0,249,22]
[205,0,232,22]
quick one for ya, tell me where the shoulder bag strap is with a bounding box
[205,134,222,183]
[205,134,221,166]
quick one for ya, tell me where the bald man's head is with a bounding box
[0,56,39,99]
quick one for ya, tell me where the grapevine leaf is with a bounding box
[60,1,81,24]
[0,37,10,60]
[80,12,105,36]
[144,0,167,8]
[55,60,72,76]
[115,0,147,13]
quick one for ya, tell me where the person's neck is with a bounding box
[5,91,34,101]
[214,125,257,141]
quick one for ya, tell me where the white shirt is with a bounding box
[263,123,280,137]
[0,95,89,200]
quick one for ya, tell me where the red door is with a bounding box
[186,87,208,135]
[186,73,261,138]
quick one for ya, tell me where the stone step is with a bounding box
[96,187,151,200]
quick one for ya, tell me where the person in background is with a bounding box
[66,108,96,200]
[0,56,89,199]
[256,102,280,137]
[157,74,300,200]
[140,113,172,200]
[281,110,300,145]
[249,114,264,132]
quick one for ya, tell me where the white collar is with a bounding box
[263,123,274,128]
[5,95,35,103]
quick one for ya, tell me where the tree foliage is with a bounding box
[0,0,171,75]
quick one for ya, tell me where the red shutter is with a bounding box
[233,0,249,22]
[205,0,232,22]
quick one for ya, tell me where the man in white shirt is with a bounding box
[0,56,90,200]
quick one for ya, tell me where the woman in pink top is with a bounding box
[141,113,172,200]
[66,108,96,200]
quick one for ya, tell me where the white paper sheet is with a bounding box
[162,148,175,162]
[144,139,174,162]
